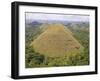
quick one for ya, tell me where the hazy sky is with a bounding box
[25,12,89,22]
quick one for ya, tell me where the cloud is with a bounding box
[26,12,89,22]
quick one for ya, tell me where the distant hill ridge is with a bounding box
[31,23,84,57]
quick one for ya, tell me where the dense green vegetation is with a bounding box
[25,23,89,68]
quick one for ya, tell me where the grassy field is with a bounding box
[25,22,89,68]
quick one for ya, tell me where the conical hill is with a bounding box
[31,23,84,57]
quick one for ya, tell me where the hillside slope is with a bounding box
[31,23,84,57]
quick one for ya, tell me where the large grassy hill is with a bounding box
[31,23,84,57]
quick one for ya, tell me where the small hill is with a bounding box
[31,23,84,57]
